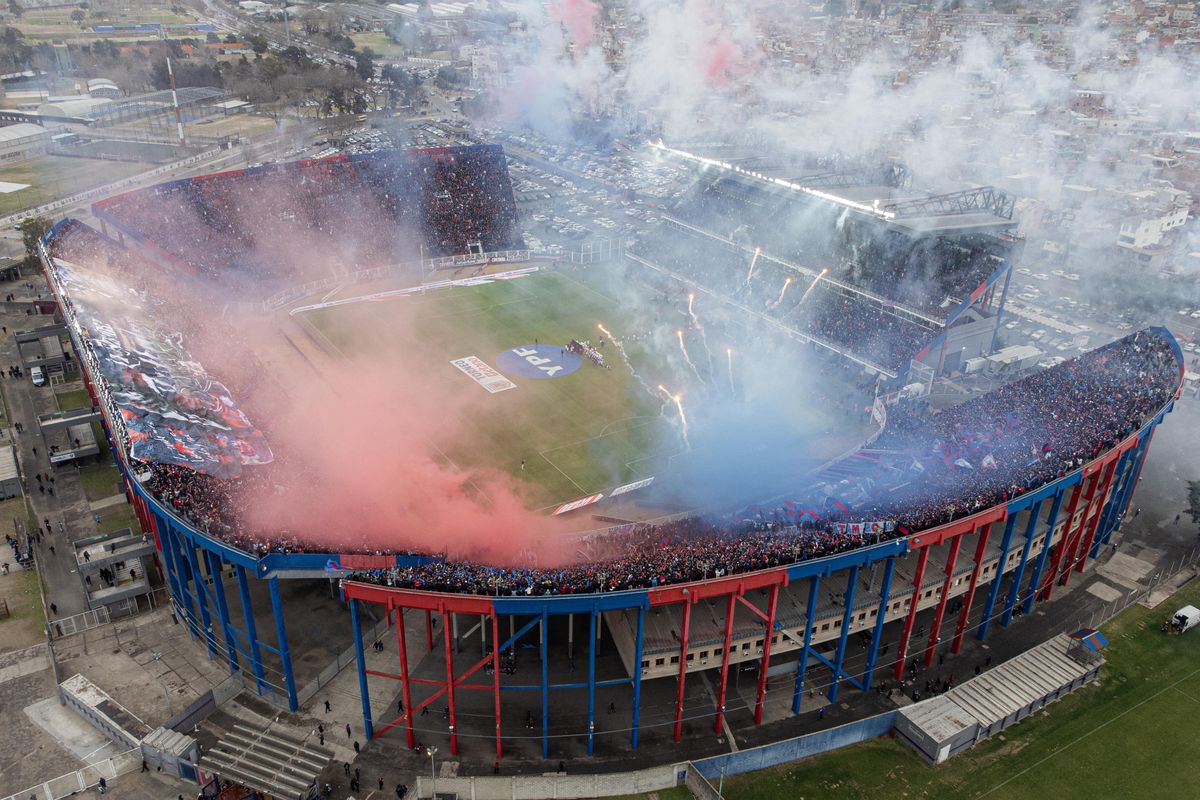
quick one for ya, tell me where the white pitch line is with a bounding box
[539,416,662,456]
[553,268,621,305]
[539,450,587,494]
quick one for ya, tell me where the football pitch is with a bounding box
[300,268,680,509]
[702,579,1200,800]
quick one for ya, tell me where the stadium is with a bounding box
[35,143,1183,773]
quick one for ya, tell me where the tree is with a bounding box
[279,45,314,70]
[354,49,374,81]
[246,33,268,54]
[206,31,220,43]
[0,26,31,71]
[20,217,51,272]
[1189,480,1200,525]
[224,32,238,44]
[70,8,85,22]
[150,57,224,90]
[434,65,462,90]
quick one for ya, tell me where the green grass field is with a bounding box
[351,31,406,57]
[0,156,147,216]
[305,270,677,508]
[694,579,1200,800]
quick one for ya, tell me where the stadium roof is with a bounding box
[0,123,49,143]
[85,87,226,122]
[36,97,113,118]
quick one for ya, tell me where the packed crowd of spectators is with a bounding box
[119,328,1179,595]
[92,145,524,291]
[667,172,1010,317]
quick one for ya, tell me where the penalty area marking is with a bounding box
[537,415,663,456]
[538,450,587,494]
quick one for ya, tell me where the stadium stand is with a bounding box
[45,170,1179,598]
[631,227,937,371]
[92,145,523,287]
[664,172,1008,317]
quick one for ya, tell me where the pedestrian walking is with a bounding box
[345,723,351,738]
[325,699,331,713]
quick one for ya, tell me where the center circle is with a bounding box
[495,344,583,379]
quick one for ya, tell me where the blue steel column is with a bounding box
[828,565,859,703]
[181,533,219,659]
[1023,488,1066,614]
[586,607,597,756]
[977,513,1017,641]
[863,557,895,690]
[350,599,375,740]
[989,261,1015,354]
[1108,435,1151,542]
[791,576,820,714]
[235,564,267,692]
[540,609,549,759]
[155,514,185,615]
[1002,500,1043,627]
[631,605,645,750]
[269,577,299,711]
[203,550,239,674]
[157,518,194,637]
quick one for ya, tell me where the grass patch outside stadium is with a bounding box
[303,269,677,509]
[663,577,1200,800]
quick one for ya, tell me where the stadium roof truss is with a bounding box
[881,186,1015,221]
[662,214,947,329]
[796,161,911,191]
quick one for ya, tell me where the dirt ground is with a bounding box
[0,565,47,652]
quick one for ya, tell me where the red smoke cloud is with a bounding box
[552,0,599,49]
[59,201,578,566]
[230,327,569,563]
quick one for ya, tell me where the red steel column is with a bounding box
[673,597,693,743]
[1073,460,1118,576]
[394,602,415,749]
[924,535,963,668]
[425,610,434,652]
[442,607,459,755]
[491,613,502,761]
[893,547,931,681]
[753,584,780,725]
[713,593,737,734]
[951,522,991,654]
[1040,482,1085,601]
[1059,472,1101,586]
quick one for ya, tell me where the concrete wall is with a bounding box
[693,712,897,779]
[414,763,683,799]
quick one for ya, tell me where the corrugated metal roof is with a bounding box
[946,634,1093,727]
[0,123,49,143]
[900,694,979,742]
[0,445,18,483]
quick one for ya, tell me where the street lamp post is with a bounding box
[426,745,438,799]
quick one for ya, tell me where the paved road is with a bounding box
[0,294,113,621]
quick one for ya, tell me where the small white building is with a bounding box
[1117,188,1190,250]
[0,123,50,163]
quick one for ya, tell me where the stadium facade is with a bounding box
[34,146,1186,763]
